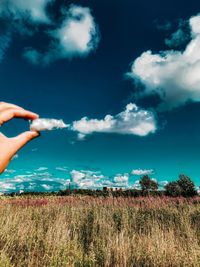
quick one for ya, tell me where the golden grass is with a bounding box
[0,196,200,267]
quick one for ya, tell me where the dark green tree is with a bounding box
[177,174,197,197]
[139,175,158,195]
[165,181,182,197]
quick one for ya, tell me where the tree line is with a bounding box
[139,174,198,197]
[6,174,198,198]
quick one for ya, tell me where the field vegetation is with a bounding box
[0,195,200,267]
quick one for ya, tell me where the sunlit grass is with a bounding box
[0,196,200,266]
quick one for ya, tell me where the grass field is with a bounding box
[0,196,200,267]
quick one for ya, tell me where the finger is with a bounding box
[10,131,40,153]
[0,108,39,125]
[0,102,25,111]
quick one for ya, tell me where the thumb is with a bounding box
[11,131,40,152]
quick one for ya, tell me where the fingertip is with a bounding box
[28,112,39,120]
[29,130,40,138]
[21,130,40,141]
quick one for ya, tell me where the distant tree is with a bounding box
[165,181,182,197]
[165,175,197,197]
[177,174,197,197]
[139,175,158,195]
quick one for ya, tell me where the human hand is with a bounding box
[0,102,39,173]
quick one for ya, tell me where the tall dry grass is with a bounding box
[0,196,200,267]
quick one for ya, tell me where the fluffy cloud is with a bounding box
[70,170,131,189]
[30,118,68,131]
[0,3,99,64]
[52,5,99,56]
[70,170,86,184]
[72,103,157,139]
[113,174,129,187]
[129,14,200,110]
[24,5,100,64]
[0,172,71,193]
[131,169,154,176]
[0,167,163,192]
[70,170,104,189]
[0,0,52,23]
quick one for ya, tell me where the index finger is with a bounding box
[0,108,39,125]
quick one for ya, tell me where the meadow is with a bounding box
[0,196,200,267]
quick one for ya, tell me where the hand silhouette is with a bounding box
[0,102,39,173]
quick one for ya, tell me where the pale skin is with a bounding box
[0,102,39,173]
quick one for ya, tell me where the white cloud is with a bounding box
[72,103,157,139]
[30,118,68,131]
[70,169,131,189]
[24,5,100,65]
[129,14,200,110]
[131,169,154,176]
[52,5,99,56]
[70,170,102,189]
[35,167,48,171]
[41,184,53,190]
[78,179,96,189]
[71,170,103,185]
[0,172,71,192]
[70,170,86,183]
[114,174,129,184]
[56,167,68,172]
[0,0,53,24]
[0,167,164,192]
[0,182,16,191]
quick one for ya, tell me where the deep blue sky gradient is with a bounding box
[1,0,200,189]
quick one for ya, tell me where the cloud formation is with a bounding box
[113,174,129,187]
[0,171,71,193]
[0,0,52,24]
[70,170,130,189]
[0,3,99,64]
[0,0,54,63]
[0,167,163,192]
[131,169,154,176]
[30,118,68,131]
[24,5,100,65]
[72,103,157,139]
[129,14,200,110]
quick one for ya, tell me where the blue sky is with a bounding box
[1,0,200,192]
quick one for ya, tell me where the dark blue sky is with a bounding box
[1,0,200,192]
